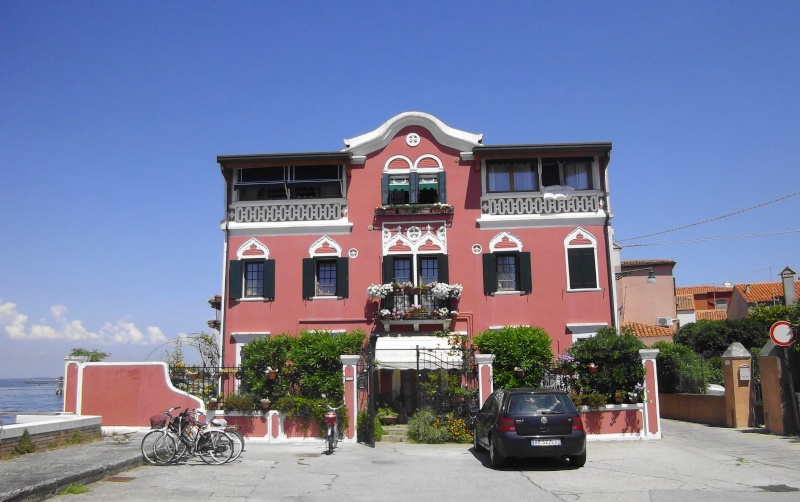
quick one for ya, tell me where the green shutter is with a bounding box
[437,254,449,283]
[229,260,242,300]
[519,252,532,293]
[381,174,389,205]
[568,249,597,289]
[409,172,419,204]
[302,258,316,299]
[382,256,395,284]
[482,254,497,295]
[437,171,447,203]
[263,259,276,300]
[336,257,349,298]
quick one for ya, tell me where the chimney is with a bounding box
[780,266,797,306]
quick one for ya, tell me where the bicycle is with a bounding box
[170,408,236,465]
[141,407,181,466]
[320,394,344,454]
[197,411,245,462]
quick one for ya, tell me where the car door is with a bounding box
[475,392,499,447]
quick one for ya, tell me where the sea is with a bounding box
[0,378,64,426]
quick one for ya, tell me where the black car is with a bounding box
[472,388,586,469]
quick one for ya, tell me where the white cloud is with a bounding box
[0,301,167,345]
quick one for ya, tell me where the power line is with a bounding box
[623,230,800,248]
[618,190,800,242]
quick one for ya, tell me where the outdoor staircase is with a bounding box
[380,424,409,443]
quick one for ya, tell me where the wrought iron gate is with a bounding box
[415,344,478,421]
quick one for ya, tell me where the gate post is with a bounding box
[340,355,360,443]
[640,349,661,439]
[722,342,753,428]
[475,354,495,407]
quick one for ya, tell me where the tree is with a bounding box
[672,318,770,359]
[69,348,110,362]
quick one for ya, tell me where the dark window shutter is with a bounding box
[336,257,349,298]
[229,260,242,299]
[302,258,316,299]
[518,252,532,293]
[263,259,276,300]
[381,174,389,205]
[409,172,419,204]
[568,248,597,289]
[437,254,449,283]
[382,256,395,284]
[437,171,447,203]
[482,254,497,295]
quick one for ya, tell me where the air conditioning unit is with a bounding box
[656,316,673,327]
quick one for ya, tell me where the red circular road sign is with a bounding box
[770,321,797,347]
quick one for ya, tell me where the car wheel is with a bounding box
[488,435,506,469]
[473,429,485,452]
[568,450,586,468]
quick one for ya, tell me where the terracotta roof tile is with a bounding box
[735,281,800,304]
[622,322,675,338]
[676,285,733,295]
[696,310,728,321]
[676,294,694,311]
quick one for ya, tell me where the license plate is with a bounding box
[531,439,561,446]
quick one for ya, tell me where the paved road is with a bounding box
[15,419,795,501]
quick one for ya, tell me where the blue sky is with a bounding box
[1,1,798,377]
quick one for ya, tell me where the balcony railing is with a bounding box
[480,192,603,216]
[375,204,454,216]
[229,200,348,223]
[377,292,456,331]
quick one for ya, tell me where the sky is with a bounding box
[1,1,798,378]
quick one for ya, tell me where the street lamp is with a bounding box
[615,267,656,284]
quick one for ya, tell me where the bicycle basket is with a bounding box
[149,413,169,429]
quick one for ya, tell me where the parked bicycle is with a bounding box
[141,407,236,465]
[320,394,344,454]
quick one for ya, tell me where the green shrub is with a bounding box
[566,326,646,402]
[14,429,35,455]
[473,325,553,388]
[358,410,385,441]
[407,408,450,444]
[652,341,710,394]
[584,393,608,410]
[222,393,256,414]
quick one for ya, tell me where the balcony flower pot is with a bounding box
[268,369,278,380]
[260,399,271,411]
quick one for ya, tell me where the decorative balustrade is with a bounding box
[375,204,454,216]
[230,200,348,223]
[480,193,604,216]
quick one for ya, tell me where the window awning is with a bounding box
[375,335,462,370]
[389,185,409,191]
[419,182,438,189]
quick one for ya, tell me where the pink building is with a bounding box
[215,112,617,404]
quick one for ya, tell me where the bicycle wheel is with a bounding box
[226,429,244,462]
[198,430,234,465]
[141,430,177,466]
[326,427,334,454]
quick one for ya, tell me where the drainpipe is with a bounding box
[601,154,619,329]
[219,165,231,368]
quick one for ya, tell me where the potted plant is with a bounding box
[613,390,626,404]
[377,407,398,425]
[378,309,392,320]
[222,393,257,415]
[206,397,218,410]
[260,398,271,411]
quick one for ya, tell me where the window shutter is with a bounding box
[302,258,316,299]
[482,254,497,295]
[336,257,349,298]
[437,254,449,283]
[568,249,597,289]
[437,171,447,203]
[229,260,242,300]
[382,256,395,283]
[381,174,389,205]
[409,172,419,204]
[519,252,532,293]
[263,259,276,300]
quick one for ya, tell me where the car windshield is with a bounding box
[507,394,571,414]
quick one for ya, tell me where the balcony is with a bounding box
[480,192,603,216]
[229,199,348,223]
[375,204,454,217]
[373,290,459,332]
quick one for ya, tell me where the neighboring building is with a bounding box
[615,259,676,328]
[674,284,734,325]
[215,112,617,412]
[728,273,800,319]
[622,322,674,346]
